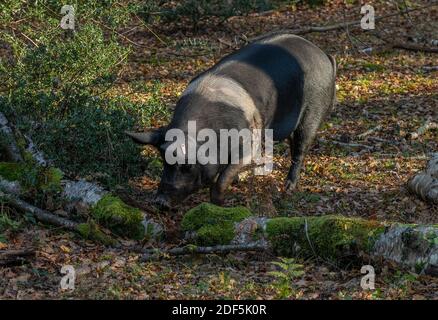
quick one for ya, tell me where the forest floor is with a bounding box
[1,0,438,299]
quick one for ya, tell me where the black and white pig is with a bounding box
[127,32,336,207]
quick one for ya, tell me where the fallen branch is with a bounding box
[141,243,266,261]
[408,119,438,140]
[285,2,438,35]
[0,249,35,267]
[0,189,119,245]
[0,190,78,231]
[390,41,438,53]
[23,134,49,167]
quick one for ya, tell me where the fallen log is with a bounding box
[162,203,438,276]
[141,243,266,261]
[408,153,438,204]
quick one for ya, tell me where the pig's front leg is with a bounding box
[210,164,243,206]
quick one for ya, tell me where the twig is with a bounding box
[391,41,438,53]
[141,243,266,261]
[367,137,391,143]
[423,66,438,72]
[284,2,438,35]
[164,51,210,58]
[318,138,374,150]
[134,14,167,46]
[8,26,39,48]
[0,249,35,266]
[358,125,382,139]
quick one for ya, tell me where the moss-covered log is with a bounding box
[0,112,163,243]
[408,153,438,204]
[0,189,115,245]
[182,203,252,246]
[62,181,163,241]
[182,203,438,276]
[0,169,163,242]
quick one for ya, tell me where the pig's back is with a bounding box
[206,33,334,140]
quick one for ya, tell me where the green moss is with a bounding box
[0,162,22,181]
[181,203,251,246]
[39,167,63,192]
[91,194,144,240]
[0,162,63,193]
[266,215,385,265]
[76,221,117,246]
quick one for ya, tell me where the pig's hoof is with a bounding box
[153,195,171,209]
[210,195,225,206]
[284,180,297,193]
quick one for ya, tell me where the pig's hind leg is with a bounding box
[285,112,322,192]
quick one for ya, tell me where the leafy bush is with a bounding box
[0,210,21,243]
[0,1,168,186]
[0,212,21,234]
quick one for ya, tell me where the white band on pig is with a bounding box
[182,74,263,129]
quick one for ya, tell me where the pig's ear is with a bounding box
[125,127,166,147]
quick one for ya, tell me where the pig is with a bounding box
[126,32,336,207]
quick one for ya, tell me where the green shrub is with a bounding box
[0,212,21,234]
[0,1,169,186]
